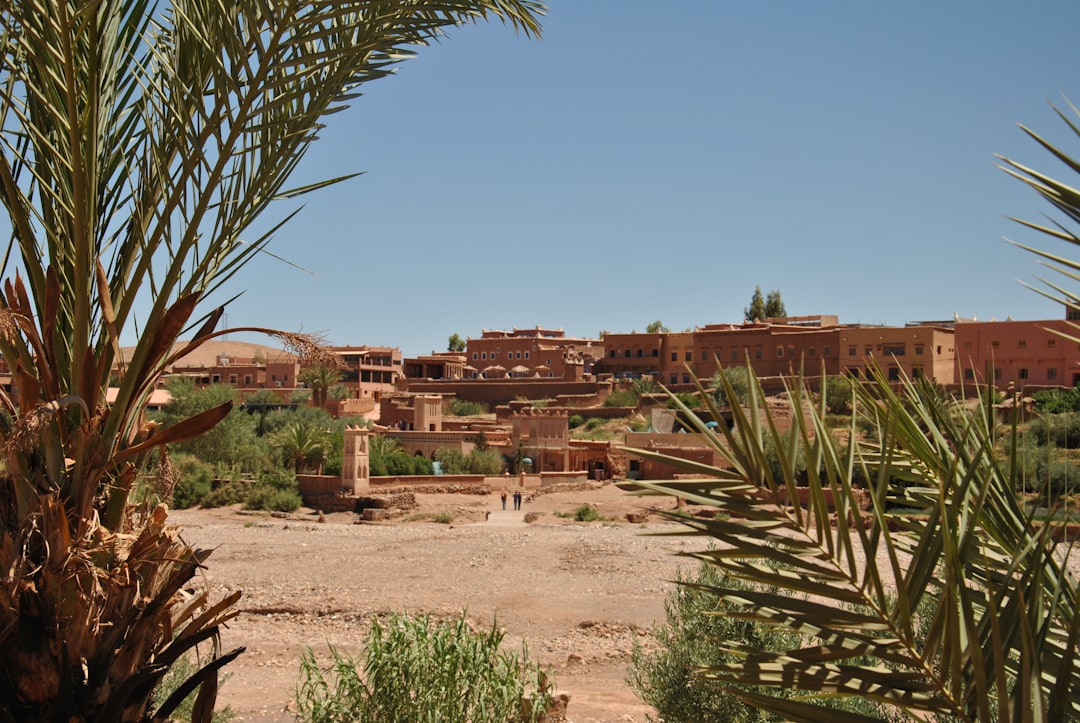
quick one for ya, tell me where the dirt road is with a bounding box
[171,483,692,722]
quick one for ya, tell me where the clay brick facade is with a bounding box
[953,318,1080,390]
[596,316,956,388]
[464,326,602,380]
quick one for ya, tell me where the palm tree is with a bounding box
[0,1,543,720]
[623,365,1080,720]
[301,363,344,411]
[272,419,331,474]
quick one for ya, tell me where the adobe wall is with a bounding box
[403,380,605,406]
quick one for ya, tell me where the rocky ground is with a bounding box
[170,482,696,722]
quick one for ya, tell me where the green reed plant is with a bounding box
[296,611,553,723]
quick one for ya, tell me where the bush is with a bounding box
[170,454,214,509]
[628,562,892,722]
[823,374,855,415]
[449,399,486,416]
[574,504,602,522]
[604,389,638,407]
[568,414,585,429]
[711,366,751,407]
[199,481,249,508]
[243,485,302,513]
[296,612,553,723]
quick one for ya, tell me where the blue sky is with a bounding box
[221,1,1080,358]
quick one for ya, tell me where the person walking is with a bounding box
[500,490,507,510]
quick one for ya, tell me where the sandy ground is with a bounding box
[170,482,695,722]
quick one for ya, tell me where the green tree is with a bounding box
[710,366,751,407]
[156,378,270,473]
[646,320,669,333]
[744,286,785,321]
[448,333,466,352]
[0,1,544,719]
[300,364,343,411]
[270,419,332,473]
[764,289,786,317]
[743,286,766,322]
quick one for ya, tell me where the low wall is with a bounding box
[369,474,488,488]
[538,471,589,487]
[297,474,351,497]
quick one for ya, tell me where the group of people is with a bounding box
[499,489,524,511]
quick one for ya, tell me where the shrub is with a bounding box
[170,454,215,509]
[574,504,602,522]
[711,366,751,407]
[199,481,249,508]
[568,414,585,429]
[465,448,504,475]
[823,374,855,415]
[295,612,553,723]
[433,512,453,524]
[243,485,302,513]
[604,389,638,407]
[449,399,487,416]
[628,562,892,722]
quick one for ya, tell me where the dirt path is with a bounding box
[171,483,690,722]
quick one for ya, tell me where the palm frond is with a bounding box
[622,365,1080,720]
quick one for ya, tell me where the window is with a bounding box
[524,351,530,359]
[625,350,632,358]
[865,346,872,356]
[755,348,763,359]
[244,374,252,385]
[609,350,615,358]
[1048,368,1058,380]
[731,349,737,361]
[993,368,1002,380]
[472,352,478,360]
[671,352,678,362]
[1018,340,1027,348]
[991,341,999,348]
[1048,339,1057,348]
[1019,368,1029,380]
[229,374,237,384]
[777,346,784,358]
[887,367,900,381]
[636,349,643,358]
[882,345,905,356]
[211,374,220,383]
[824,346,831,356]
[670,375,678,385]
[964,341,972,348]
[481,352,487,360]
[848,346,856,356]
[515,352,521,359]
[847,367,860,378]
[701,351,708,361]
[652,349,659,357]
[912,367,923,379]
[915,346,924,355]
[682,374,691,384]
[808,347,816,357]
[685,351,692,362]
[964,369,974,380]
